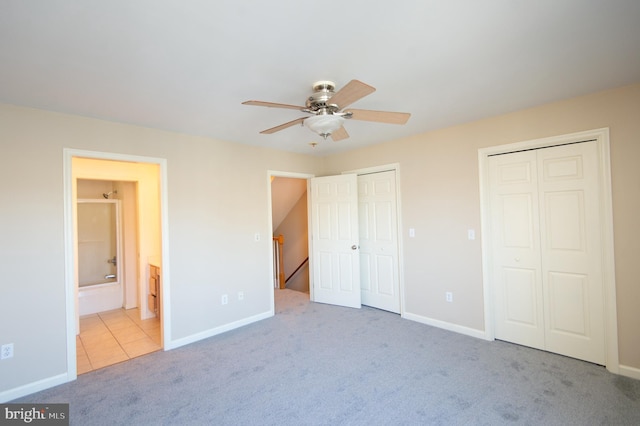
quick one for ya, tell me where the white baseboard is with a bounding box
[164,310,273,350]
[402,313,640,380]
[0,373,72,403]
[618,364,640,380]
[402,311,488,341]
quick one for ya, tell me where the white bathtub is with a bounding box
[78,281,123,316]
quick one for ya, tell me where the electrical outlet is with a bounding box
[221,294,228,305]
[445,292,453,303]
[1,343,14,360]
[238,291,244,301]
[254,233,261,242]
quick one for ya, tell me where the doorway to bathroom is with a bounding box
[64,149,170,377]
[75,178,161,373]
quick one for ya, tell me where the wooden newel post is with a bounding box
[275,235,285,289]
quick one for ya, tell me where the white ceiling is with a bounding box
[1,1,639,156]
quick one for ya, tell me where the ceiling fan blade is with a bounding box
[242,100,305,111]
[259,117,305,134]
[331,126,349,142]
[329,80,376,109]
[347,108,411,125]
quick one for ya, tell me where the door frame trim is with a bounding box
[63,148,171,380]
[342,163,405,316]
[477,128,619,373]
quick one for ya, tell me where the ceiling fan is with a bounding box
[242,80,411,142]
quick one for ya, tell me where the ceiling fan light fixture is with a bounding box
[304,114,344,139]
[244,79,410,141]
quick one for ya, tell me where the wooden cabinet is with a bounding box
[149,264,160,318]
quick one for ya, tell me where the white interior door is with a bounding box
[358,171,401,313]
[489,141,605,364]
[310,174,361,309]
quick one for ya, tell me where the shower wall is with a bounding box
[77,179,139,310]
[77,200,118,287]
[77,180,114,199]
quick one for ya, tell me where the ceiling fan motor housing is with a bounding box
[306,80,340,114]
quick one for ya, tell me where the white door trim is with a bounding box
[342,163,405,316]
[267,170,315,312]
[63,148,172,381]
[478,128,619,373]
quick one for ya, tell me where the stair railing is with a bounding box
[286,257,309,284]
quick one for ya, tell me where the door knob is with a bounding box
[351,245,359,250]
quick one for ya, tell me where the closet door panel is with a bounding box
[489,152,545,349]
[538,142,605,365]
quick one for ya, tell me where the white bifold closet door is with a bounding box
[489,141,605,365]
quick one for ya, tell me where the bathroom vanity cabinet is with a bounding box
[149,264,161,319]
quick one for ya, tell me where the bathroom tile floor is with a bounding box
[77,308,161,374]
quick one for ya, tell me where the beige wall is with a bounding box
[271,177,307,230]
[322,83,640,370]
[77,179,114,199]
